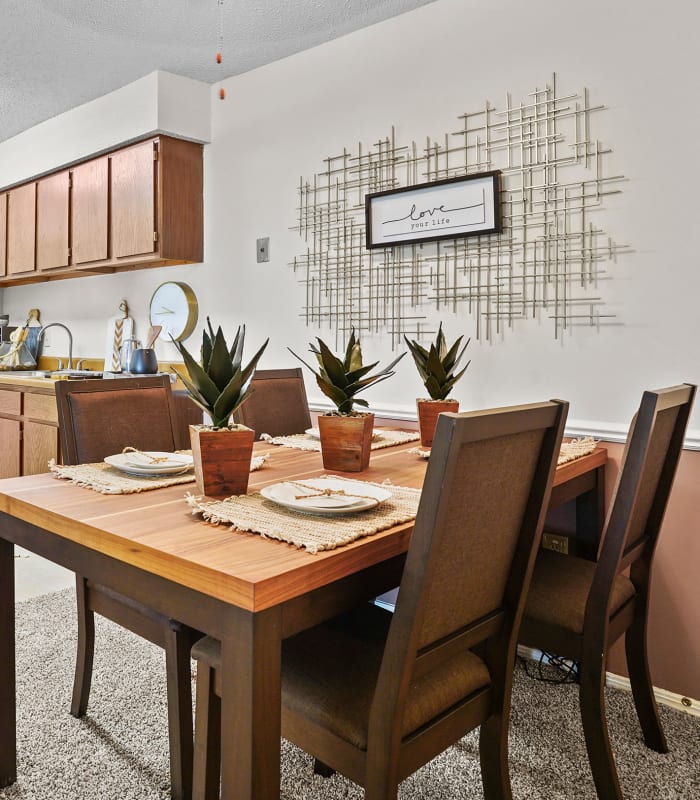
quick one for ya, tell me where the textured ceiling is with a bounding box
[0,0,436,145]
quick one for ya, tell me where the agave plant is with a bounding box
[289,329,404,415]
[172,318,268,429]
[403,323,470,401]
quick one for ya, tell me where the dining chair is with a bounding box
[519,383,696,800]
[232,367,311,438]
[190,398,569,800]
[55,376,203,800]
[172,388,204,449]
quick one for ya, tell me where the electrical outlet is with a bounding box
[541,532,569,554]
[256,237,270,263]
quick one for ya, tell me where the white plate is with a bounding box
[260,478,391,516]
[104,452,194,476]
[122,451,192,470]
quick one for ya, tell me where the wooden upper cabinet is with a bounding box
[0,135,203,286]
[36,171,70,271]
[111,140,156,259]
[7,183,36,275]
[71,156,109,265]
[0,193,6,277]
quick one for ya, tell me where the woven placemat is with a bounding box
[260,428,420,452]
[48,453,269,495]
[186,477,421,554]
[408,436,598,464]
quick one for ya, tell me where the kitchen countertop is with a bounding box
[0,360,187,391]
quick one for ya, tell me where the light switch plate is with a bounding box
[256,237,270,263]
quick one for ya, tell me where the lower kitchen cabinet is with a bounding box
[0,417,21,478]
[0,386,59,478]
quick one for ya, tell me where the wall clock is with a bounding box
[149,281,199,341]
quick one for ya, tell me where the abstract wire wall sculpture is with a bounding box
[291,74,628,347]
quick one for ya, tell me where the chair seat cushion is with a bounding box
[281,602,491,750]
[523,549,636,635]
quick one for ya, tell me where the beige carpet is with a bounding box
[2,588,698,799]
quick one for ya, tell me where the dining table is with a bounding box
[0,436,607,799]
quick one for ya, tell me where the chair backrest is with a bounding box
[588,384,696,624]
[233,367,311,439]
[55,376,178,465]
[370,399,568,750]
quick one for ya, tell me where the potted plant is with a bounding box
[172,319,268,497]
[289,330,404,472]
[404,323,471,447]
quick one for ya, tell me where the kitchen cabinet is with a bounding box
[112,140,156,260]
[37,171,70,272]
[0,385,59,478]
[110,136,203,267]
[7,183,36,276]
[72,157,109,265]
[0,192,6,277]
[0,135,203,287]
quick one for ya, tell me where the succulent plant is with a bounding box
[403,323,470,401]
[289,329,404,415]
[172,318,268,429]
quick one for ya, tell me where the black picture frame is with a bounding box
[365,170,501,249]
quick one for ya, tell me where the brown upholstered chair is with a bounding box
[172,388,204,449]
[190,399,569,799]
[55,376,202,800]
[232,367,311,439]
[519,384,696,800]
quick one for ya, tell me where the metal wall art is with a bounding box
[291,74,628,347]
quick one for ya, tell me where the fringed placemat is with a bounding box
[48,453,269,495]
[260,428,420,452]
[556,437,598,465]
[186,477,421,554]
[407,436,598,464]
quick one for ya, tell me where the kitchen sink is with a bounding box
[0,369,103,379]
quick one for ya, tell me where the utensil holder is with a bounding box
[129,348,159,375]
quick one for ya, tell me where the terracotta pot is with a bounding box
[416,399,459,447]
[318,413,375,472]
[189,424,255,498]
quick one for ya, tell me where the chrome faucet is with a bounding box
[37,323,73,371]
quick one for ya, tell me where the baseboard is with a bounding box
[518,646,699,717]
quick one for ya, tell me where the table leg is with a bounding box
[575,464,606,560]
[0,537,16,787]
[219,606,282,800]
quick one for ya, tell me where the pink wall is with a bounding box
[605,444,700,700]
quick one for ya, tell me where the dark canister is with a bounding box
[129,348,159,374]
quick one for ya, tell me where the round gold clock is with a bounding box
[149,281,199,342]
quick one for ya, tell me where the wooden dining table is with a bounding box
[0,438,606,799]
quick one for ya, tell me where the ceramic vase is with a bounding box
[189,424,255,498]
[318,413,374,472]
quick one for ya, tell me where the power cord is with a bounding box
[518,651,580,684]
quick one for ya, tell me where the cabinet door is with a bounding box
[0,193,6,277]
[22,420,59,476]
[111,140,156,259]
[0,417,21,478]
[72,157,109,265]
[7,182,36,276]
[37,171,70,271]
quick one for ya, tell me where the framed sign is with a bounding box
[365,170,501,249]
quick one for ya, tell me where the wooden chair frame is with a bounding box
[519,383,696,800]
[55,376,202,800]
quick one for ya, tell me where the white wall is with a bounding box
[1,0,699,437]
